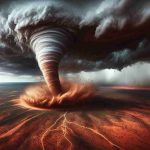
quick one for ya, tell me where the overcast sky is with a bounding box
[0,0,150,85]
[66,62,150,86]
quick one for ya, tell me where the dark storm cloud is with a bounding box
[0,56,38,80]
[0,0,150,75]
[61,38,150,72]
[0,55,40,75]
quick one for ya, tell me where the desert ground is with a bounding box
[0,83,149,150]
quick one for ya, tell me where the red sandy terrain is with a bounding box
[0,83,149,150]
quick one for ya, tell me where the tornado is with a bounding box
[0,0,150,97]
[29,27,73,96]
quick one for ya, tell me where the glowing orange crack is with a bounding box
[67,121,124,150]
[41,112,124,150]
[41,112,73,150]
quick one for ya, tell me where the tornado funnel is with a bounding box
[30,28,73,96]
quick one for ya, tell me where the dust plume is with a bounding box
[17,80,95,110]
